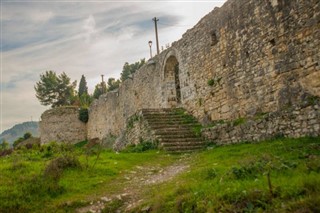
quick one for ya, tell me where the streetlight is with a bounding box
[148,40,153,58]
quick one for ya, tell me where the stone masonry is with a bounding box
[40,107,87,144]
[41,0,320,146]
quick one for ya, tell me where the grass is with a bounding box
[0,137,319,212]
[132,137,320,212]
[0,144,178,212]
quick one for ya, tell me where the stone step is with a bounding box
[154,131,196,136]
[161,141,205,146]
[147,120,198,125]
[159,137,204,143]
[157,132,199,139]
[148,124,195,130]
[140,107,205,153]
[163,145,205,152]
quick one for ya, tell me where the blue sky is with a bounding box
[1,0,226,132]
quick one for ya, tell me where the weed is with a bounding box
[101,198,125,213]
[123,140,158,153]
[232,117,246,126]
[127,114,141,129]
[204,168,217,180]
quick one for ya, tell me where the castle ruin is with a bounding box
[40,0,320,147]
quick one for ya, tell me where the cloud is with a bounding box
[1,1,227,132]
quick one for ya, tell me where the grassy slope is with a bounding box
[134,137,320,212]
[0,137,319,212]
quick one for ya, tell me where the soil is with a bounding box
[76,154,191,213]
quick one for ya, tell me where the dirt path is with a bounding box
[76,155,190,213]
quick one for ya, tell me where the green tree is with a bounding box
[93,81,107,99]
[13,137,24,148]
[107,78,120,92]
[78,75,88,97]
[35,71,77,108]
[0,140,9,150]
[23,132,32,140]
[120,58,145,81]
[79,93,93,108]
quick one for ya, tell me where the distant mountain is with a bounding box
[0,122,39,145]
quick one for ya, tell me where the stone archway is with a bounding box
[164,55,181,108]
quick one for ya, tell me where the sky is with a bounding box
[0,0,226,132]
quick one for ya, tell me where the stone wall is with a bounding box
[202,104,320,145]
[40,107,87,144]
[41,0,320,145]
[171,0,320,123]
[89,0,319,142]
[87,61,163,141]
[124,112,156,147]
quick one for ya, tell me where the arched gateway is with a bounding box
[163,54,181,108]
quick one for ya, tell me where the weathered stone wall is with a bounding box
[41,0,320,145]
[124,112,156,147]
[87,61,163,140]
[202,104,320,145]
[40,107,87,144]
[171,0,320,123]
[87,0,319,141]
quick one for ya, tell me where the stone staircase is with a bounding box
[141,108,206,153]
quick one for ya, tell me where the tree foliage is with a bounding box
[78,75,88,97]
[0,140,9,150]
[107,78,120,92]
[120,58,145,82]
[93,81,107,99]
[34,71,77,108]
[23,132,32,140]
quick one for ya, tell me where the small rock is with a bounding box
[141,206,151,212]
[101,196,111,202]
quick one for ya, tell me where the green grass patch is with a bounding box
[132,137,320,212]
[0,143,178,212]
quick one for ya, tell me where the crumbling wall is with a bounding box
[40,107,86,144]
[42,0,320,145]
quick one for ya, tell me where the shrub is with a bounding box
[123,140,158,153]
[79,108,89,123]
[205,168,217,180]
[44,155,81,181]
[23,132,32,140]
[207,79,215,86]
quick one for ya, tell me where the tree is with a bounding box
[93,81,107,99]
[0,140,9,150]
[120,58,145,81]
[78,75,88,97]
[23,132,32,140]
[107,78,120,92]
[79,93,93,108]
[34,71,77,108]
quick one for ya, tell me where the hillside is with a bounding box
[0,137,319,212]
[0,121,39,144]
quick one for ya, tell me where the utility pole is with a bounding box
[152,17,160,55]
[101,74,104,82]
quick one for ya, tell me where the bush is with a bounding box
[123,141,158,153]
[44,155,81,181]
[23,132,32,140]
[79,108,89,123]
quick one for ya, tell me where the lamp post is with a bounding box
[148,40,153,58]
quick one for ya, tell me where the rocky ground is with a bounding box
[76,155,191,213]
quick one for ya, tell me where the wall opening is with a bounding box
[164,55,181,107]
